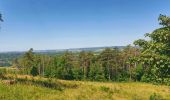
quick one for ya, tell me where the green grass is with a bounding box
[0,75,170,100]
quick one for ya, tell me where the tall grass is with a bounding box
[0,75,170,100]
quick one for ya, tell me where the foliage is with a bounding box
[89,63,105,81]
[134,14,170,84]
[13,47,139,82]
[150,93,164,100]
[134,64,144,81]
[30,66,38,76]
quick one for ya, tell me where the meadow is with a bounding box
[0,74,170,100]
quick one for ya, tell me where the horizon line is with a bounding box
[0,45,131,53]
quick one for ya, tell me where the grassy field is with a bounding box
[0,75,170,100]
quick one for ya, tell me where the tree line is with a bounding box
[13,46,140,81]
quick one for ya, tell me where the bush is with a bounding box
[150,93,163,100]
[141,74,152,83]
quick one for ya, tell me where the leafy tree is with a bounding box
[134,14,170,84]
[23,48,35,74]
[15,48,35,74]
[98,48,121,80]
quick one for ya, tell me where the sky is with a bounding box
[0,0,170,52]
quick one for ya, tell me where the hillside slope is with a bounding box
[0,76,170,100]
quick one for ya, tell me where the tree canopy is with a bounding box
[134,14,170,84]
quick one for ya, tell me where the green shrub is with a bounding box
[141,74,151,82]
[149,93,163,100]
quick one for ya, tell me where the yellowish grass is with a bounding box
[0,75,170,100]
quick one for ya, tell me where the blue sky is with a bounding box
[0,0,170,51]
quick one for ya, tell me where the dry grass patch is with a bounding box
[0,75,170,100]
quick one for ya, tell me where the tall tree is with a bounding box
[134,14,170,83]
[79,51,94,79]
[98,48,119,80]
[17,48,35,74]
[121,45,140,80]
[59,51,75,80]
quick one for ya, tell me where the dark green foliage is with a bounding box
[89,63,105,81]
[134,64,144,81]
[14,47,139,82]
[149,93,163,100]
[30,66,38,76]
[72,67,83,80]
[58,51,75,80]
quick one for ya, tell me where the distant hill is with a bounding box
[34,46,126,53]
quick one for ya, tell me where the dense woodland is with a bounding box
[13,46,140,81]
[0,14,170,86]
